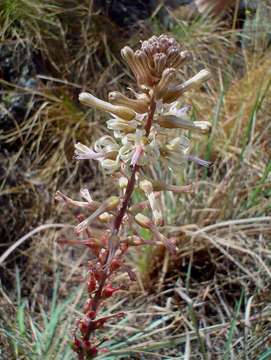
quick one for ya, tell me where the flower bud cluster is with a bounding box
[121,35,189,87]
[76,35,211,179]
[57,34,212,359]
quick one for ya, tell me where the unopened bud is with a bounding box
[102,285,120,298]
[82,340,91,351]
[87,274,97,293]
[87,346,98,357]
[93,267,103,281]
[98,212,113,223]
[126,235,144,246]
[180,69,211,91]
[135,213,152,229]
[121,46,137,74]
[139,179,153,193]
[79,318,89,335]
[83,299,93,313]
[105,196,119,210]
[110,258,122,272]
[86,311,96,319]
[118,176,128,189]
[71,337,82,352]
[121,46,157,87]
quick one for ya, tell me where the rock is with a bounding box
[94,0,156,27]
[93,0,259,32]
[0,43,39,133]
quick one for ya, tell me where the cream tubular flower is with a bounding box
[55,191,100,210]
[74,142,103,160]
[119,130,149,166]
[118,176,128,189]
[187,155,212,168]
[80,188,94,203]
[155,68,178,99]
[151,180,193,193]
[135,213,177,253]
[158,115,212,134]
[166,103,192,118]
[94,136,119,160]
[106,118,138,133]
[139,180,163,226]
[75,196,119,233]
[164,136,191,166]
[108,91,149,114]
[118,143,134,164]
[167,136,190,154]
[161,103,212,134]
[100,159,120,173]
[79,92,135,120]
[163,69,211,103]
[179,69,211,92]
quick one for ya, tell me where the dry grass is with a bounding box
[0,0,118,267]
[1,1,271,359]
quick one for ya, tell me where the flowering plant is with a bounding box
[56,34,212,359]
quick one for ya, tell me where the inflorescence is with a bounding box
[56,34,212,359]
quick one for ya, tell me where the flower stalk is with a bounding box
[56,34,212,359]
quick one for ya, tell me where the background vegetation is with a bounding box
[0,0,270,359]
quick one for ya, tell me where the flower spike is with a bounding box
[58,34,211,360]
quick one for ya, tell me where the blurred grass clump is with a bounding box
[0,1,271,359]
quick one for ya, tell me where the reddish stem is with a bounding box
[113,164,138,232]
[80,96,156,355]
[144,96,156,136]
[112,95,156,236]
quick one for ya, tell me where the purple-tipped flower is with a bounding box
[187,155,213,168]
